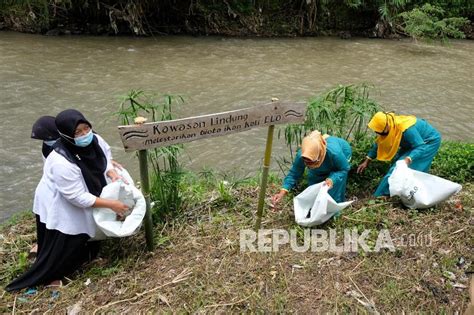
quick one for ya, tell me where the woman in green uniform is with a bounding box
[357,111,441,197]
[272,130,352,206]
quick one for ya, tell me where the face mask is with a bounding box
[74,130,94,147]
[375,130,389,136]
[303,158,319,169]
[44,139,57,147]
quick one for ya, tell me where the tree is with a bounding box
[400,3,469,42]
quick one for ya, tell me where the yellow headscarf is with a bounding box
[368,112,417,161]
[301,130,329,169]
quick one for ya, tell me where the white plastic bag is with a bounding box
[388,160,462,209]
[294,182,353,227]
[92,179,146,240]
[107,167,135,186]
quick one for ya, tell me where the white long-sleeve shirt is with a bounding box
[33,134,113,237]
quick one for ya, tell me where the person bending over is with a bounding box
[357,111,441,197]
[272,130,352,208]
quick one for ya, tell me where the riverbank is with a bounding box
[1,1,472,39]
[1,177,472,312]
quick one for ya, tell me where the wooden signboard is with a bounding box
[119,100,307,250]
[118,101,306,151]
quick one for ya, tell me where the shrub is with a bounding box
[279,83,381,159]
[431,141,474,183]
[0,0,51,32]
[399,3,469,42]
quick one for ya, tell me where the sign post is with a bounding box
[254,124,274,231]
[118,101,306,250]
[138,149,154,250]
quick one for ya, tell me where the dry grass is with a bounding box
[1,183,472,313]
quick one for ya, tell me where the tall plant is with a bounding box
[116,89,185,222]
[279,83,381,158]
[378,0,410,25]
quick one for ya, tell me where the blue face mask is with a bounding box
[44,139,57,147]
[74,130,94,147]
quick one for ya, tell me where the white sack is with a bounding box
[92,173,146,240]
[107,167,135,186]
[388,160,462,209]
[294,182,353,227]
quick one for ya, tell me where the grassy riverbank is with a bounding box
[1,83,473,311]
[1,174,472,312]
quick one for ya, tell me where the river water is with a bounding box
[0,32,473,222]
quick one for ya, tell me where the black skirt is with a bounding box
[6,220,100,292]
[35,215,46,254]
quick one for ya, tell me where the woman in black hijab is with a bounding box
[30,116,61,257]
[31,116,60,159]
[6,109,129,291]
[55,109,110,196]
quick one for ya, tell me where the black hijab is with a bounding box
[54,109,107,197]
[31,116,60,158]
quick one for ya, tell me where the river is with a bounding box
[0,32,473,222]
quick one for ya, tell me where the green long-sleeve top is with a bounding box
[367,118,441,162]
[282,136,352,191]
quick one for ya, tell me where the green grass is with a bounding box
[0,211,33,229]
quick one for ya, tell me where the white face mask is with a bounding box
[74,130,94,147]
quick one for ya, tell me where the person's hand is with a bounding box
[404,157,412,165]
[111,160,123,170]
[107,169,120,182]
[93,197,129,219]
[106,169,129,184]
[357,159,370,174]
[271,190,288,208]
[324,178,333,189]
[108,200,129,218]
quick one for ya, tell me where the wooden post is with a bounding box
[139,149,154,251]
[255,124,275,230]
